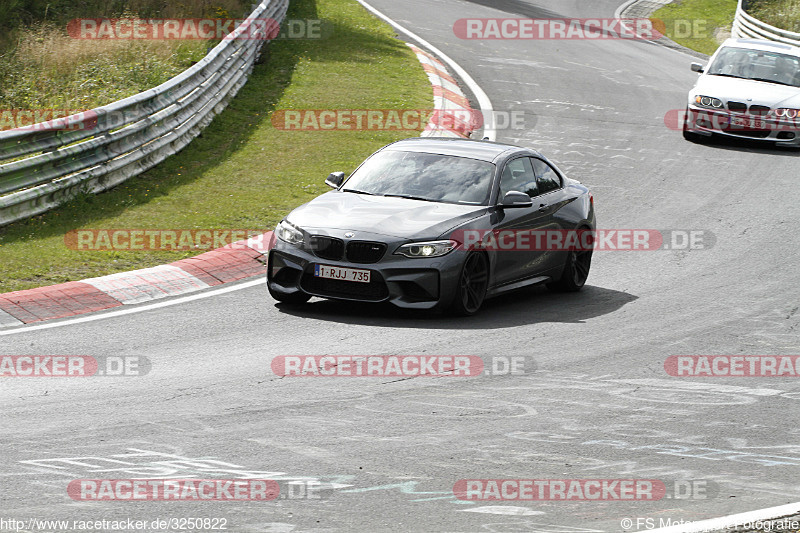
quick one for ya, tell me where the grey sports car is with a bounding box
[684,38,800,146]
[267,137,595,315]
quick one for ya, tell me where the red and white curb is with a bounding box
[0,232,274,327]
[407,44,477,138]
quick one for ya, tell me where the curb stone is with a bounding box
[407,43,478,138]
[0,235,273,326]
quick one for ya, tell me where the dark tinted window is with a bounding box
[499,157,538,199]
[343,150,495,205]
[531,158,561,194]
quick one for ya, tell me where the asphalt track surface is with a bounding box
[3,0,800,531]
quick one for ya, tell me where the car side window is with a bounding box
[531,158,562,194]
[499,157,538,199]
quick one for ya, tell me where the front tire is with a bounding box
[450,252,489,316]
[683,129,702,142]
[268,282,311,304]
[682,108,705,143]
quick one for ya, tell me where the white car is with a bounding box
[683,38,800,147]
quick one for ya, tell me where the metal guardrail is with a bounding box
[0,0,289,226]
[732,0,800,47]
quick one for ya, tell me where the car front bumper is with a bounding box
[685,105,800,147]
[267,239,466,310]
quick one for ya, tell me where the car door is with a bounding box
[530,157,571,274]
[491,156,555,287]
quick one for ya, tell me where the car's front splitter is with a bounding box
[685,106,800,146]
[267,245,466,310]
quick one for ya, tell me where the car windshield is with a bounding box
[707,46,800,87]
[341,150,496,205]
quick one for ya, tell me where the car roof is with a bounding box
[382,137,542,162]
[719,38,800,58]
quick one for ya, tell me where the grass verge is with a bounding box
[0,1,247,109]
[748,0,800,33]
[0,0,433,293]
[652,0,737,55]
[0,27,209,111]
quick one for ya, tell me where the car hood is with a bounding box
[286,191,487,239]
[693,75,800,107]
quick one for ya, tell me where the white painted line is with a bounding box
[356,0,496,140]
[606,378,784,397]
[0,278,264,336]
[460,506,546,516]
[0,308,23,327]
[649,500,800,532]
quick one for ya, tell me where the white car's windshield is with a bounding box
[708,46,800,87]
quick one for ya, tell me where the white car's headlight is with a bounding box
[395,240,458,258]
[694,95,724,109]
[773,108,800,119]
[275,220,304,245]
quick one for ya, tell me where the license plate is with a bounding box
[730,116,766,129]
[314,265,371,283]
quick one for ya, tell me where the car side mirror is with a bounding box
[499,191,533,208]
[691,63,705,73]
[325,171,345,189]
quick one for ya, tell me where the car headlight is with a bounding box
[395,240,458,258]
[694,95,724,109]
[275,220,304,245]
[773,108,799,119]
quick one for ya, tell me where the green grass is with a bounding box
[748,0,800,33]
[0,0,248,31]
[652,0,738,55]
[0,26,209,111]
[0,0,433,293]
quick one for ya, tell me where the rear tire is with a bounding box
[450,252,489,316]
[547,247,592,292]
